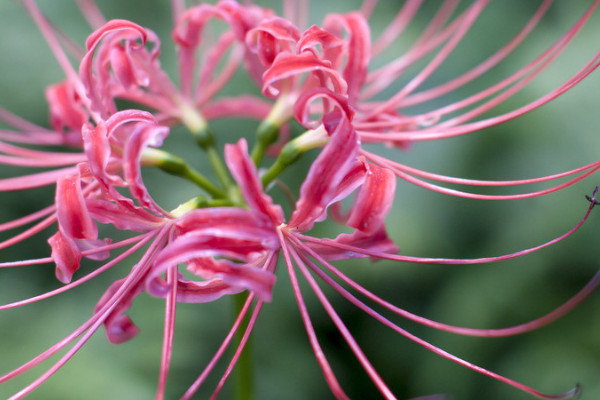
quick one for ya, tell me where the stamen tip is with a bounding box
[556,382,581,400]
[585,186,600,206]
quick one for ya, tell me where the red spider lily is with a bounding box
[0,1,599,399]
[251,0,600,201]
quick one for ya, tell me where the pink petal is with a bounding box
[346,161,396,234]
[109,44,150,89]
[55,171,97,240]
[289,111,359,232]
[246,17,301,65]
[45,81,88,138]
[293,87,354,129]
[174,277,243,303]
[94,278,143,344]
[224,139,284,224]
[323,12,371,102]
[80,19,151,116]
[305,228,399,261]
[123,122,170,215]
[48,230,82,284]
[86,198,165,232]
[297,25,344,68]
[262,51,348,97]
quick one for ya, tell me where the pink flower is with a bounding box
[0,1,599,399]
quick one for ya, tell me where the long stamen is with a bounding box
[3,228,169,399]
[181,294,257,400]
[295,189,597,265]
[156,265,178,400]
[289,237,581,400]
[278,229,350,400]
[290,234,600,338]
[288,241,396,399]
[0,233,156,311]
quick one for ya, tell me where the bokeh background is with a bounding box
[1,1,599,399]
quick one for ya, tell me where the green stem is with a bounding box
[206,145,235,191]
[260,126,329,187]
[233,293,253,400]
[142,148,225,199]
[250,120,279,167]
[180,105,235,193]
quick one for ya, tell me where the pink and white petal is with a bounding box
[45,81,89,136]
[80,19,149,116]
[48,230,83,284]
[297,25,344,68]
[246,17,301,65]
[323,13,371,103]
[224,139,284,224]
[94,277,143,344]
[123,122,170,215]
[55,171,97,240]
[293,87,354,129]
[305,228,399,261]
[175,277,244,303]
[262,51,348,97]
[289,112,359,232]
[148,233,276,301]
[109,44,150,89]
[176,207,279,249]
[346,162,396,234]
[86,198,165,232]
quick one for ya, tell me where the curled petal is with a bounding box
[246,17,301,65]
[86,199,165,232]
[109,44,151,89]
[82,121,119,192]
[148,216,278,302]
[346,161,396,234]
[55,171,97,240]
[173,1,271,95]
[124,122,170,215]
[297,25,344,67]
[83,110,156,199]
[174,277,244,303]
[80,19,152,116]
[323,12,371,102]
[289,112,359,231]
[48,230,82,284]
[262,51,348,97]
[294,87,354,129]
[224,139,284,224]
[45,81,88,141]
[305,228,399,261]
[176,207,279,249]
[94,278,143,344]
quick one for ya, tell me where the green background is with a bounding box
[0,1,599,399]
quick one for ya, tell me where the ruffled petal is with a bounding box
[123,122,170,215]
[346,161,396,234]
[306,228,399,261]
[289,111,359,231]
[246,17,301,65]
[55,171,97,240]
[224,139,284,224]
[48,230,82,284]
[262,51,348,97]
[94,278,143,344]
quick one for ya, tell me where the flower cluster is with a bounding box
[1,0,599,399]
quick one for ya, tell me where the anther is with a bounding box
[585,186,600,206]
